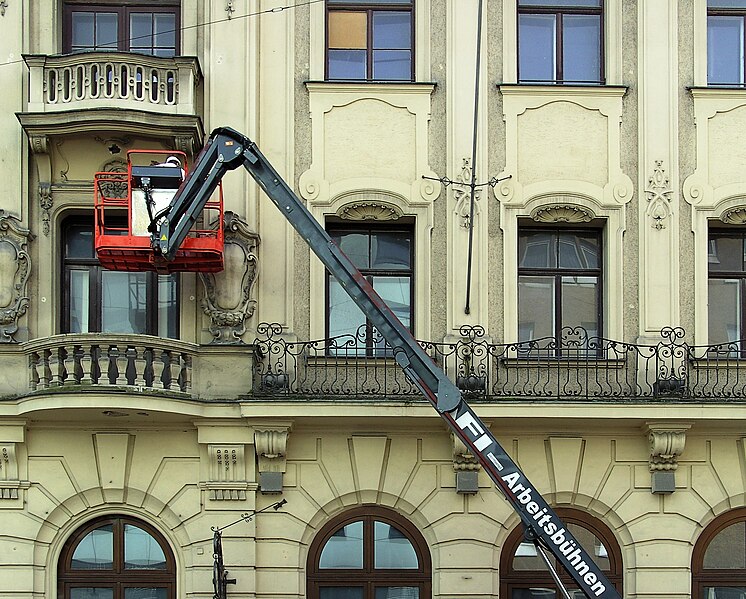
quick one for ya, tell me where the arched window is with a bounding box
[693,508,746,598]
[500,509,622,598]
[58,515,175,599]
[307,506,431,599]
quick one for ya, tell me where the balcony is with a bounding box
[18,52,203,149]
[251,324,746,402]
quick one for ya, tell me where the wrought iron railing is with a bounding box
[252,324,746,401]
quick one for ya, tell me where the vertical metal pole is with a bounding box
[464,0,483,315]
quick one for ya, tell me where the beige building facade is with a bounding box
[2,1,746,598]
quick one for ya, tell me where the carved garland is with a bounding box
[0,211,32,343]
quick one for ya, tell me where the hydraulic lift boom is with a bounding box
[152,127,621,599]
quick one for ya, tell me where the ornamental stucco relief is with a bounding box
[0,211,31,343]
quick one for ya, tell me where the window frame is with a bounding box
[307,505,431,599]
[707,0,746,86]
[517,0,605,85]
[58,515,176,599]
[517,226,604,351]
[692,508,746,597]
[500,508,623,598]
[62,0,181,56]
[61,216,179,337]
[325,222,415,354]
[325,0,415,82]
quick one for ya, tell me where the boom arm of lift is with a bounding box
[152,127,620,599]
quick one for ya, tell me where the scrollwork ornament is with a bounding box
[453,158,480,229]
[645,160,672,230]
[0,210,32,342]
[199,212,260,344]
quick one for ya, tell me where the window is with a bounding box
[63,1,180,56]
[500,509,622,599]
[708,231,746,348]
[708,0,746,85]
[518,227,602,348]
[327,223,413,354]
[62,217,178,338]
[58,515,175,599]
[326,0,414,81]
[693,509,746,598]
[307,506,431,599]
[517,0,603,84]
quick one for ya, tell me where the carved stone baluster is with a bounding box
[133,346,147,387]
[80,344,94,385]
[114,346,128,386]
[63,344,77,385]
[49,347,63,386]
[28,352,39,390]
[181,354,192,394]
[39,349,51,389]
[152,349,166,390]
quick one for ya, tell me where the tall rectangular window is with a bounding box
[326,223,413,355]
[517,0,603,85]
[64,1,180,56]
[326,0,414,81]
[708,231,746,347]
[708,0,746,85]
[62,217,178,338]
[518,228,602,351]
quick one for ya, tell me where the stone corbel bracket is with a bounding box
[254,425,291,494]
[27,134,53,236]
[199,211,260,344]
[644,422,692,494]
[205,443,249,501]
[451,431,480,495]
[0,210,32,342]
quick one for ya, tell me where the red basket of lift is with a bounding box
[94,149,224,273]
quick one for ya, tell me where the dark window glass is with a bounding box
[518,228,602,350]
[327,1,413,81]
[500,509,622,599]
[327,224,413,355]
[59,516,175,599]
[64,2,180,56]
[518,0,603,84]
[308,506,431,599]
[693,509,746,597]
[708,232,746,349]
[62,217,178,338]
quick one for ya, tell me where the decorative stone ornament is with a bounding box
[199,212,260,344]
[645,160,672,230]
[531,203,594,224]
[0,444,19,500]
[644,422,691,495]
[336,200,402,221]
[254,426,290,494]
[206,444,248,501]
[452,431,479,495]
[0,211,32,343]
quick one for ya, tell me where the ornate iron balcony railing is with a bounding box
[252,324,746,401]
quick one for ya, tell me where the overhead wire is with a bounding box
[0,0,324,69]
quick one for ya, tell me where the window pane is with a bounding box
[709,236,745,271]
[518,276,555,341]
[69,270,90,334]
[329,279,367,346]
[329,12,367,49]
[704,521,746,568]
[319,521,364,568]
[329,0,410,3]
[511,589,556,599]
[329,49,367,79]
[371,232,411,269]
[71,590,114,599]
[334,232,370,269]
[101,271,148,334]
[709,0,746,7]
[158,275,178,338]
[513,542,550,570]
[568,522,610,570]
[519,232,557,268]
[320,589,364,599]
[374,522,418,568]
[124,590,168,599]
[373,49,411,79]
[71,525,114,570]
[558,233,600,269]
[520,0,600,5]
[373,12,411,49]
[563,15,601,82]
[124,524,167,570]
[562,276,598,336]
[153,13,176,56]
[130,13,152,51]
[373,276,411,328]
[519,14,557,81]
[96,13,118,50]
[708,279,741,345]
[708,16,744,84]
[375,588,419,599]
[65,223,95,259]
[703,588,746,599]
[71,13,95,50]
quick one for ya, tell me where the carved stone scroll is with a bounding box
[254,425,291,494]
[199,212,260,344]
[0,211,32,342]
